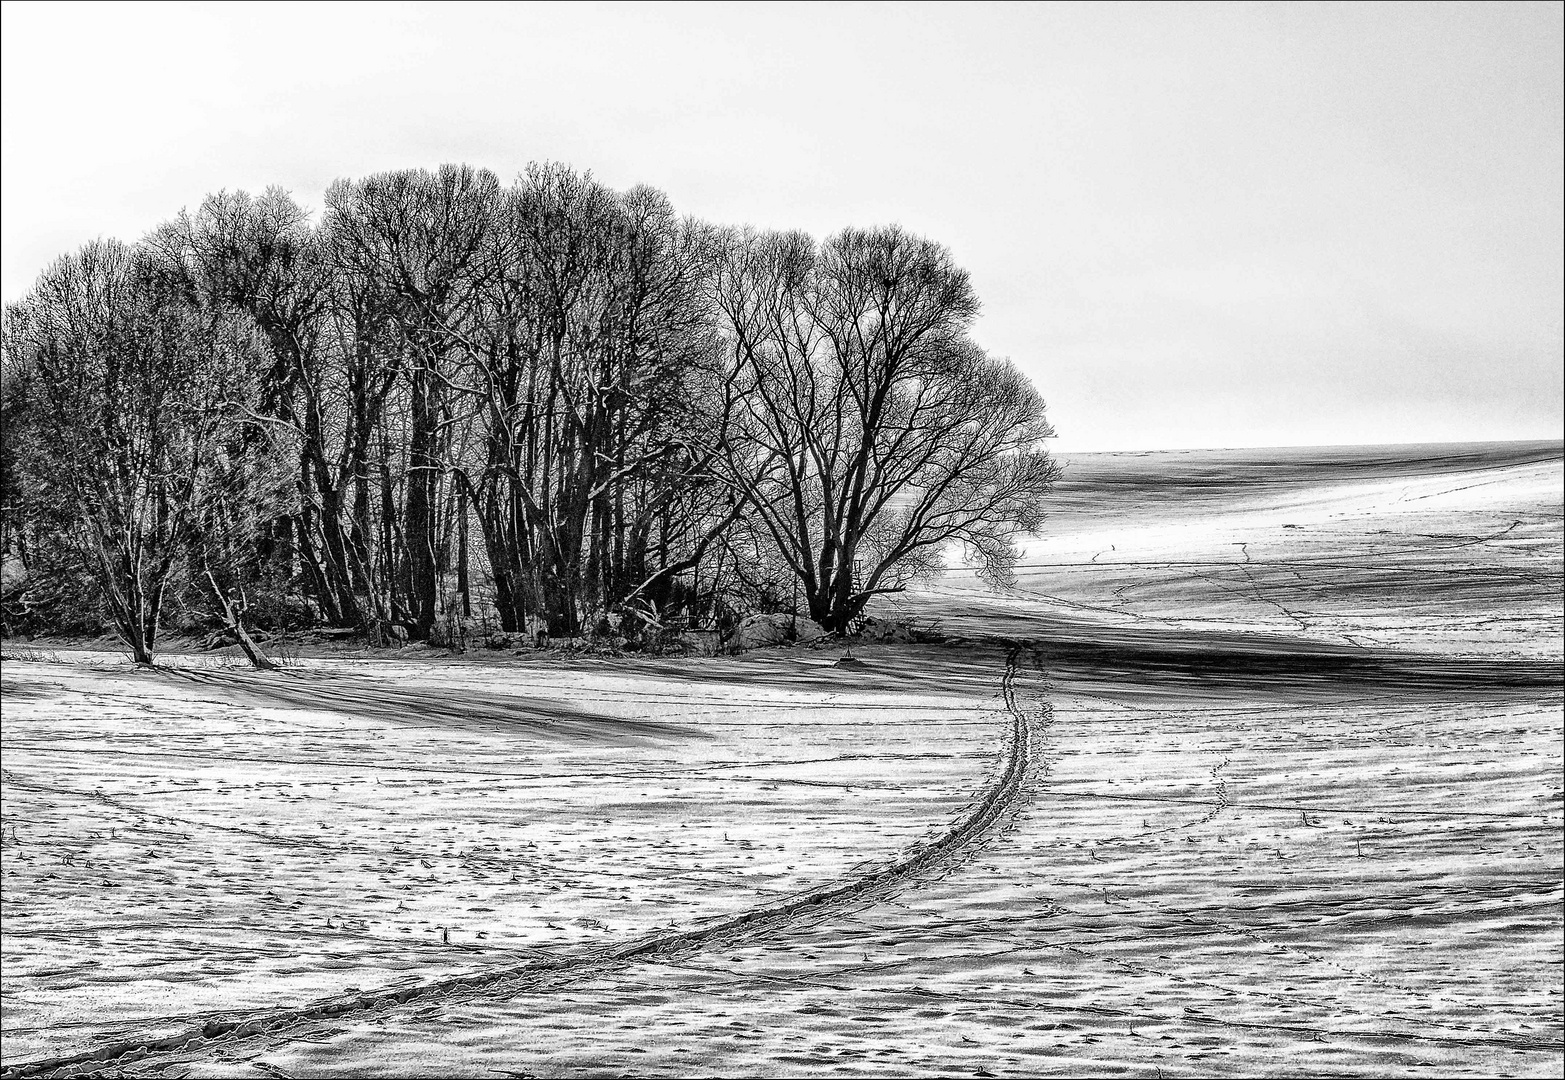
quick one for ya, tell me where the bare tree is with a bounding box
[325,165,501,640]
[158,189,375,631]
[187,423,296,670]
[461,165,737,636]
[3,241,261,663]
[3,164,1065,651]
[713,226,1060,633]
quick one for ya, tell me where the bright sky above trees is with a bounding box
[2,1,1560,450]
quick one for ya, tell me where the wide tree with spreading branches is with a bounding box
[712,225,1060,633]
[3,241,265,663]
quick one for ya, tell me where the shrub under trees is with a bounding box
[0,162,1061,660]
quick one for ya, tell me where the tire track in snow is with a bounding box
[1,646,1052,1080]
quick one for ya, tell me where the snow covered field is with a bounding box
[2,440,1561,1078]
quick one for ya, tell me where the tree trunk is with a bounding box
[405,367,439,641]
[206,571,278,670]
[456,488,471,619]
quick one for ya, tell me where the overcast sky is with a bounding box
[2,1,1560,451]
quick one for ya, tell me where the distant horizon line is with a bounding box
[1049,435,1564,455]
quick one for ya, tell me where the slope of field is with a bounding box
[915,439,1563,658]
[2,440,1561,1078]
[0,649,1005,1066]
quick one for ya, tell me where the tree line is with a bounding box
[0,163,1060,663]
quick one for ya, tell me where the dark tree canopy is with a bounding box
[0,163,1061,658]
[4,241,265,662]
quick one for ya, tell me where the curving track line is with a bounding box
[2,645,1052,1080]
